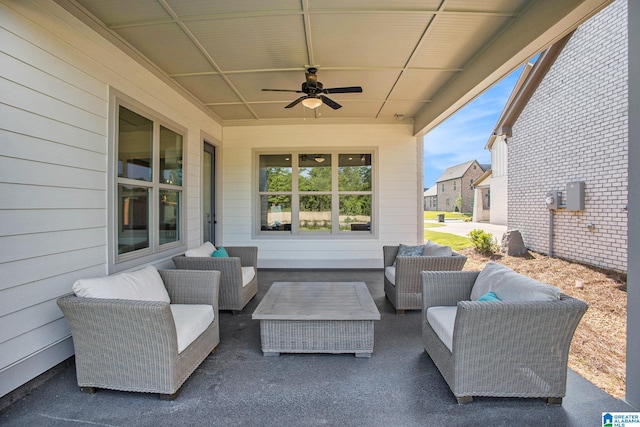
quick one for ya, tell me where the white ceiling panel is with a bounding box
[62,0,613,129]
[116,23,213,75]
[391,70,458,101]
[309,13,431,68]
[379,100,428,119]
[76,0,170,25]
[173,75,240,104]
[409,14,511,69]
[167,0,302,16]
[185,15,308,71]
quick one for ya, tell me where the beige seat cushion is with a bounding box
[170,304,214,353]
[426,306,457,352]
[241,267,255,287]
[384,266,396,286]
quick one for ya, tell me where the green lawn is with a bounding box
[424,211,472,220]
[424,229,473,251]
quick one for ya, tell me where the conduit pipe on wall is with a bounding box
[548,210,554,258]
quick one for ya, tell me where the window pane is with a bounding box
[159,189,180,245]
[299,195,331,232]
[299,154,331,191]
[260,195,291,231]
[339,195,371,232]
[338,154,371,191]
[118,106,152,181]
[118,185,149,254]
[259,155,292,192]
[160,126,183,186]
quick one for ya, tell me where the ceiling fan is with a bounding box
[262,67,362,110]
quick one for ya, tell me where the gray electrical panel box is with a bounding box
[566,181,585,211]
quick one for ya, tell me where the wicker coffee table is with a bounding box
[252,282,380,357]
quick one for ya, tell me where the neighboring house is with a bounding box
[506,0,628,273]
[423,186,438,211]
[436,160,486,213]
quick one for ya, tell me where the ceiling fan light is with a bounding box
[302,97,322,109]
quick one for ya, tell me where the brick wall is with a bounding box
[508,0,628,272]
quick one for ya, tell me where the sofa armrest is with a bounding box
[452,295,588,363]
[173,255,243,283]
[224,246,258,267]
[57,296,179,359]
[159,269,220,310]
[383,246,399,267]
[422,271,478,310]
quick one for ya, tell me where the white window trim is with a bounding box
[253,148,377,239]
[108,90,187,273]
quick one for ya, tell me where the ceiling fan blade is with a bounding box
[319,95,342,110]
[262,88,303,93]
[323,86,363,94]
[285,96,307,109]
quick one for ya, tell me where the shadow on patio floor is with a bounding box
[0,269,633,426]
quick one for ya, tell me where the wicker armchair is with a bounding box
[57,269,220,400]
[383,245,467,314]
[421,270,588,404]
[172,246,258,312]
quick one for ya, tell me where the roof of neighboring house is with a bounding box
[472,169,492,187]
[485,31,574,150]
[436,160,482,183]
[424,186,438,197]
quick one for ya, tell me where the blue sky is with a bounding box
[422,67,523,189]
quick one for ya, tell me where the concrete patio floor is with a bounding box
[0,269,634,426]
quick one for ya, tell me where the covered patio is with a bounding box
[1,0,639,417]
[0,269,634,426]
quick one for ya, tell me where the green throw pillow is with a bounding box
[212,247,229,257]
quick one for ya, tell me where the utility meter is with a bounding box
[545,191,562,210]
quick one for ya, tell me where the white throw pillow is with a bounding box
[72,266,170,302]
[185,241,217,257]
[241,267,256,287]
[470,261,510,301]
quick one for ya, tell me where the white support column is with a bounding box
[627,0,640,409]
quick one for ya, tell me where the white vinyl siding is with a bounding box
[0,0,221,398]
[224,124,421,269]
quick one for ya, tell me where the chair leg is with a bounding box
[456,396,473,404]
[159,389,181,401]
[210,344,219,355]
[546,397,563,405]
[80,386,96,394]
[395,309,405,315]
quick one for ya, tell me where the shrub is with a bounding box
[468,229,498,255]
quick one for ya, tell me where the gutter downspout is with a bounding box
[548,210,554,258]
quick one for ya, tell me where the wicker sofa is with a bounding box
[383,244,467,314]
[172,243,258,312]
[421,262,588,404]
[57,268,220,400]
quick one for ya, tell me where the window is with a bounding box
[441,183,444,191]
[115,105,184,261]
[453,181,457,191]
[258,152,373,235]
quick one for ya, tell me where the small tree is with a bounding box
[454,195,463,212]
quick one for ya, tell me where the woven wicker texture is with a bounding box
[421,270,588,402]
[259,320,375,354]
[383,245,467,313]
[57,270,220,397]
[172,246,258,311]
